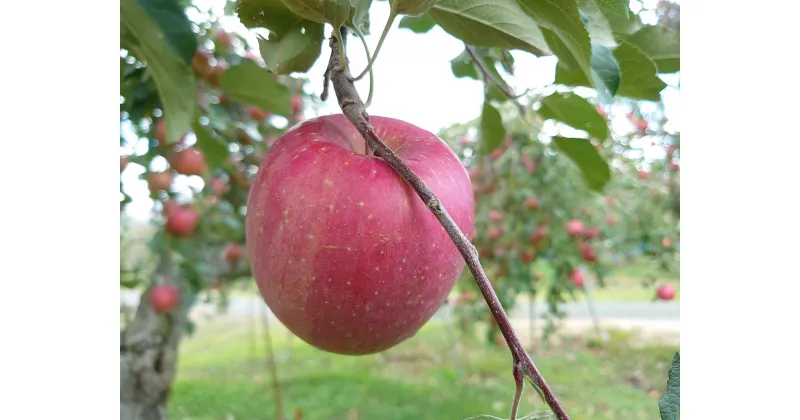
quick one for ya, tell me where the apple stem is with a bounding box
[323,27,571,420]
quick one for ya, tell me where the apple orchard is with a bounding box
[120,0,680,419]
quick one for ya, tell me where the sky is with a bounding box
[121,0,681,222]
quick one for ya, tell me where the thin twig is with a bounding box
[324,27,571,420]
[510,363,525,420]
[465,45,530,101]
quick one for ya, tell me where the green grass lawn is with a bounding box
[170,316,678,420]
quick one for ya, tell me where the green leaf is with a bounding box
[479,101,505,156]
[613,41,667,101]
[219,60,292,116]
[578,0,617,47]
[429,0,551,56]
[555,42,620,104]
[391,0,436,16]
[398,13,436,33]
[659,352,680,420]
[121,0,196,145]
[137,0,197,65]
[257,20,324,74]
[450,50,478,79]
[236,0,304,36]
[280,0,351,29]
[539,92,609,140]
[591,0,641,34]
[552,136,610,191]
[519,0,591,76]
[621,25,679,73]
[348,0,372,33]
[192,119,229,169]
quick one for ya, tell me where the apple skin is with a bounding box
[151,284,180,313]
[246,114,475,355]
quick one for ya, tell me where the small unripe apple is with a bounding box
[223,243,244,262]
[147,171,173,192]
[656,284,676,300]
[171,148,207,176]
[165,206,199,237]
[570,269,585,287]
[565,219,584,237]
[151,284,180,313]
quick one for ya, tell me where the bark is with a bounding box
[120,272,185,420]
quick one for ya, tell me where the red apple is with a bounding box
[291,95,303,115]
[223,243,244,262]
[520,250,535,263]
[662,238,673,247]
[154,119,167,144]
[191,50,213,78]
[565,219,584,237]
[487,227,503,240]
[150,284,180,313]
[247,106,271,121]
[210,177,227,196]
[489,149,503,160]
[656,284,676,300]
[171,147,207,176]
[582,226,600,240]
[606,215,616,226]
[528,225,548,246]
[147,171,172,192]
[570,269,585,287]
[120,156,128,172]
[165,206,199,237]
[579,243,597,263]
[638,171,649,180]
[245,114,475,355]
[670,162,680,171]
[524,196,539,210]
[488,210,502,223]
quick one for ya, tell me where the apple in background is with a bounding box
[565,219,584,237]
[165,206,199,237]
[528,225,548,246]
[191,50,213,78]
[638,170,649,180]
[570,269,585,287]
[154,119,168,144]
[579,243,597,263]
[206,63,228,87]
[216,30,232,49]
[120,156,128,172]
[582,226,600,240]
[521,154,536,174]
[147,171,172,192]
[520,250,535,263]
[534,272,543,281]
[210,177,227,196]
[246,106,270,121]
[171,147,207,175]
[245,114,475,355]
[670,162,680,171]
[662,238,673,247]
[487,227,503,240]
[524,196,539,210]
[606,215,616,226]
[605,196,613,206]
[656,284,676,300]
[223,243,244,263]
[291,95,303,115]
[493,247,507,257]
[488,210,502,223]
[151,284,180,313]
[489,148,503,161]
[162,198,179,216]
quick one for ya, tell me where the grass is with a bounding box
[169,315,678,420]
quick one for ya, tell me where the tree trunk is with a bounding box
[120,278,185,420]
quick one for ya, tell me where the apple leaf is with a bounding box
[428,0,551,56]
[621,25,680,73]
[391,0,436,16]
[219,60,292,116]
[518,0,591,76]
[258,20,324,74]
[398,13,436,33]
[136,0,197,65]
[659,352,680,420]
[554,42,620,104]
[613,41,667,101]
[552,136,610,191]
[479,101,505,156]
[577,0,617,47]
[539,92,609,140]
[463,411,556,420]
[280,0,351,29]
[121,0,196,145]
[192,119,229,169]
[450,49,478,79]
[589,0,640,34]
[348,0,372,34]
[235,0,304,36]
